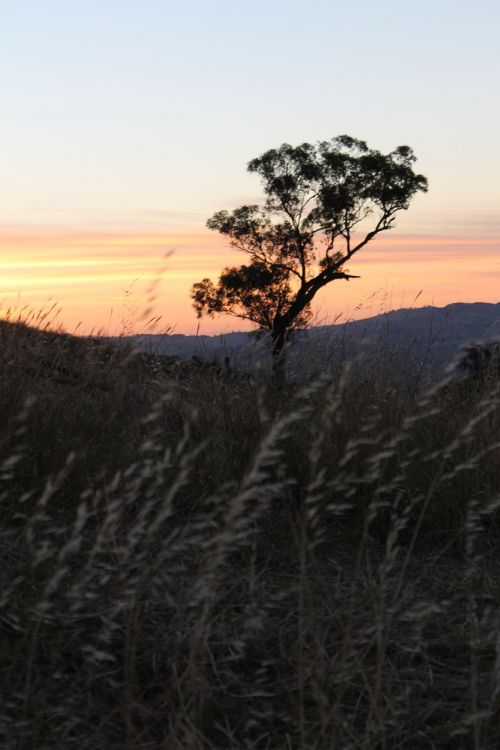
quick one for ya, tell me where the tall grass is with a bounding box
[1,317,500,748]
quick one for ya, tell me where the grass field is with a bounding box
[2,316,500,748]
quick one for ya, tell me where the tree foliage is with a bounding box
[192,135,427,363]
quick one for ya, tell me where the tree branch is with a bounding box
[345,213,395,260]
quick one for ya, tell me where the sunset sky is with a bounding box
[1,0,499,335]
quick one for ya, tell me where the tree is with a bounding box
[192,135,427,376]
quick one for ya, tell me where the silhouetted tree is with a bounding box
[192,136,427,378]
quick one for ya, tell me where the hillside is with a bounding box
[108,302,500,375]
[2,314,500,748]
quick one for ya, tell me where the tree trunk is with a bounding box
[271,320,287,385]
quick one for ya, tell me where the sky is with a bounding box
[1,0,499,335]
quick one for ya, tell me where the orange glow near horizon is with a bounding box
[1,225,499,336]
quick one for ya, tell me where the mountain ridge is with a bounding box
[107,302,500,374]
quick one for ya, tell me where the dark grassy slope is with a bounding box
[2,320,500,749]
[114,301,500,377]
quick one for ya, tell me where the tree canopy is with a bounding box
[192,135,427,367]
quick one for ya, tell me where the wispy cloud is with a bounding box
[0,225,499,334]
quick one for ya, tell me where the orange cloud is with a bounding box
[0,226,499,335]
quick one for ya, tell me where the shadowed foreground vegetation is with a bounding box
[2,319,500,748]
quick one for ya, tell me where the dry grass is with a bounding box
[1,317,500,748]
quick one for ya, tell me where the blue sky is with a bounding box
[2,0,499,229]
[1,0,499,332]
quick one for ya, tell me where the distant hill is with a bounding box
[105,302,500,377]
